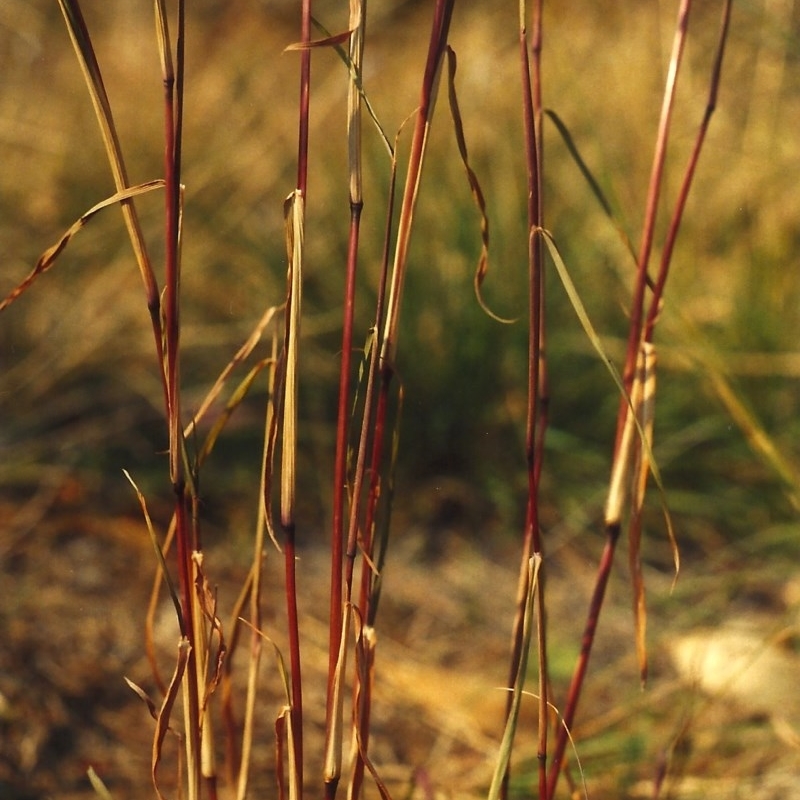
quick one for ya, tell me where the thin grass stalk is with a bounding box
[644,0,732,343]
[347,620,376,800]
[504,1,548,797]
[324,181,361,798]
[488,556,541,800]
[625,2,731,690]
[528,4,550,797]
[379,0,455,368]
[616,0,691,440]
[325,3,367,795]
[343,204,396,800]
[545,526,618,798]
[56,0,167,409]
[278,1,314,790]
[235,336,279,800]
[143,311,276,719]
[547,2,696,793]
[344,2,455,790]
[146,518,177,695]
[345,371,386,800]
[340,139,402,800]
[296,0,312,198]
[281,189,305,800]
[153,1,202,796]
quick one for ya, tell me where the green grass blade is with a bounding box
[488,555,540,800]
[545,109,637,265]
[539,229,678,574]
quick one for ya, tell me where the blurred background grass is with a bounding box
[1,1,799,796]
[2,1,797,543]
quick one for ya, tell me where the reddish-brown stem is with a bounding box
[380,0,455,366]
[282,1,313,794]
[158,0,201,792]
[352,153,398,627]
[644,0,732,343]
[527,11,550,795]
[283,523,303,791]
[615,0,691,445]
[324,205,361,800]
[548,3,702,796]
[328,205,363,646]
[57,0,168,417]
[342,172,397,800]
[325,8,367,792]
[349,626,376,800]
[296,0,312,198]
[504,3,548,797]
[546,525,620,796]
[347,382,388,800]
[355,371,390,622]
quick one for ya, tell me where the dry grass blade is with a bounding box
[278,185,304,798]
[444,46,513,325]
[700,352,800,512]
[286,706,299,800]
[280,190,304,529]
[184,304,280,439]
[251,331,284,556]
[57,0,159,304]
[190,553,224,791]
[154,639,191,800]
[124,677,159,721]
[275,713,288,800]
[0,181,164,311]
[285,19,359,51]
[236,617,294,800]
[488,555,540,800]
[87,766,116,800]
[324,609,351,784]
[628,342,657,685]
[153,0,174,90]
[380,0,455,366]
[349,623,392,800]
[229,340,277,798]
[539,229,676,568]
[237,622,290,718]
[270,706,300,800]
[311,13,392,159]
[196,358,272,465]
[527,698,589,800]
[235,616,293,800]
[351,739,393,800]
[123,469,184,634]
[347,0,366,203]
[606,346,647,528]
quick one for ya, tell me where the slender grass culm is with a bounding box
[5,2,800,800]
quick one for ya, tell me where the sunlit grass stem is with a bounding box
[546,2,731,794]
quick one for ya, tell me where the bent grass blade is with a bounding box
[0,181,164,312]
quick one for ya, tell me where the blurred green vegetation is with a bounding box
[1,2,798,548]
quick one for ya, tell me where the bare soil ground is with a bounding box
[3,487,799,800]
